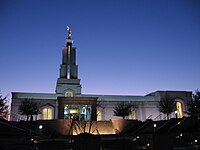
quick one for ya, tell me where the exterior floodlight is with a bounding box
[39,125,43,129]
[153,124,157,128]
[136,136,139,139]
[147,143,150,147]
[195,139,197,143]
[180,133,183,137]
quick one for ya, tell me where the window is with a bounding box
[42,107,53,120]
[176,101,183,118]
[65,91,73,97]
[97,109,102,121]
[129,110,136,120]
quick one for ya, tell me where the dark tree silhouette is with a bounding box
[158,96,175,120]
[0,93,9,120]
[187,89,200,119]
[18,99,40,121]
[113,102,134,119]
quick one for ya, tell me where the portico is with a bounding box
[58,97,97,121]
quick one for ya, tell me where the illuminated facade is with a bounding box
[11,28,192,121]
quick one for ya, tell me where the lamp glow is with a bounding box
[39,125,43,129]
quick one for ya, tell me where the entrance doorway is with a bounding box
[64,105,91,121]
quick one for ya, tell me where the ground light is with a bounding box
[132,136,139,141]
[39,125,43,129]
[39,125,43,136]
[153,123,156,132]
[39,125,43,130]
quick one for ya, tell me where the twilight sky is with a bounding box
[0,0,200,97]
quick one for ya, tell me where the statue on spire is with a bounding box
[67,26,72,39]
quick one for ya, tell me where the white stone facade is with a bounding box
[11,91,191,121]
[10,34,192,122]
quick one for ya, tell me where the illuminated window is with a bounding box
[129,110,136,120]
[176,101,183,118]
[42,107,53,120]
[65,91,73,97]
[97,110,102,121]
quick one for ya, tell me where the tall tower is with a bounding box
[56,26,81,96]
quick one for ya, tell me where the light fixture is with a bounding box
[195,139,197,143]
[178,122,180,125]
[147,143,150,147]
[39,125,43,129]
[180,133,183,137]
[136,136,139,139]
[153,124,157,128]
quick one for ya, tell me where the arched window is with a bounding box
[129,110,136,120]
[97,109,102,121]
[176,101,183,118]
[65,91,73,97]
[42,106,53,120]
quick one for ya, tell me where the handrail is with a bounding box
[146,115,152,120]
[154,114,162,121]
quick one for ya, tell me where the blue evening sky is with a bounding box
[0,0,200,97]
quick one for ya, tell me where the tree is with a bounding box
[0,93,9,120]
[158,96,175,120]
[113,102,134,119]
[18,99,40,121]
[187,89,200,119]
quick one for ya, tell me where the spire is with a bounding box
[58,26,78,79]
[56,26,81,96]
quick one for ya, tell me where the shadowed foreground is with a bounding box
[0,117,200,150]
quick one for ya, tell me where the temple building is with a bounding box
[11,27,192,122]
